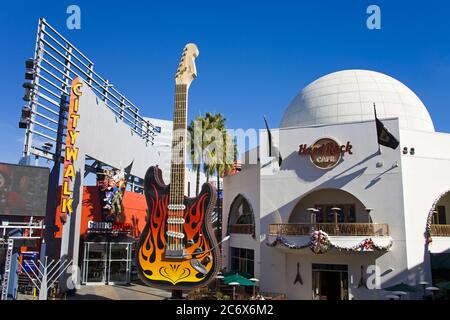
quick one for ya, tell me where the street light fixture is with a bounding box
[418,281,428,299]
[229,282,240,300]
[426,286,440,300]
[331,207,342,224]
[392,291,407,300]
[216,274,224,292]
[307,208,319,225]
[249,278,259,297]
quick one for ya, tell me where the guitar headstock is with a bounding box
[175,43,199,87]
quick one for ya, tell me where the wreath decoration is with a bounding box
[310,230,330,254]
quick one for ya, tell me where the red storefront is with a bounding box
[55,186,148,285]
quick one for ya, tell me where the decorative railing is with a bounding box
[230,224,254,235]
[269,223,389,237]
[430,224,450,237]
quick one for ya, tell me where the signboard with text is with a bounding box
[298,138,353,169]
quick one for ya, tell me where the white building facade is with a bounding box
[221,70,450,300]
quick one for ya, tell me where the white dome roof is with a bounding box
[280,70,434,132]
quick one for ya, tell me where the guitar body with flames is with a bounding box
[136,167,220,290]
[136,43,220,291]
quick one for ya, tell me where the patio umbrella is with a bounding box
[383,282,420,293]
[224,273,256,286]
[436,281,450,290]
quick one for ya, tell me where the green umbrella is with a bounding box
[224,273,256,286]
[383,282,420,293]
[436,281,450,290]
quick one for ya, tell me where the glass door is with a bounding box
[107,243,131,284]
[312,264,349,300]
[83,242,108,285]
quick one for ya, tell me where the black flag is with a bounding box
[263,116,283,166]
[374,104,399,150]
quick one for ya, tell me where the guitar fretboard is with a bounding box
[169,84,188,206]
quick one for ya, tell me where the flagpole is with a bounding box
[263,115,272,157]
[373,103,382,155]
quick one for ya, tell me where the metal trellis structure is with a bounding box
[22,18,157,163]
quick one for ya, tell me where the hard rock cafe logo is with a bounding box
[298,138,353,169]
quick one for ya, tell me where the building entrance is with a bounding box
[82,242,132,285]
[312,264,348,300]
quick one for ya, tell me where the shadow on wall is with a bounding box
[280,151,328,182]
[280,150,379,189]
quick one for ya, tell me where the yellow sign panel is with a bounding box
[60,78,82,222]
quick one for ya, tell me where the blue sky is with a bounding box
[1,0,449,164]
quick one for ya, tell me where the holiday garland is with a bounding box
[267,230,392,254]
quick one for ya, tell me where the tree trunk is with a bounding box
[195,164,200,196]
[217,167,222,242]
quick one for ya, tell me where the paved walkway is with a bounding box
[17,283,174,300]
[68,283,173,300]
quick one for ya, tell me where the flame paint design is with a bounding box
[136,166,219,289]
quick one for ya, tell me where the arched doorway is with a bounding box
[426,189,450,241]
[425,189,450,294]
[271,188,389,237]
[227,194,255,238]
[289,189,371,224]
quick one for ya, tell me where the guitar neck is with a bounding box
[169,84,188,206]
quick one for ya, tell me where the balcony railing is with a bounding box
[269,223,389,237]
[430,224,450,237]
[230,224,254,235]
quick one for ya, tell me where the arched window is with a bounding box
[227,194,255,237]
[426,189,450,242]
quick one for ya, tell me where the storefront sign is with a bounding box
[298,138,353,169]
[88,221,112,230]
[60,78,83,222]
[87,220,133,233]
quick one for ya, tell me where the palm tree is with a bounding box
[187,115,207,196]
[187,112,236,196]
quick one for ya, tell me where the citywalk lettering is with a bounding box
[60,78,83,222]
[298,138,353,169]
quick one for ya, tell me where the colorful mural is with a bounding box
[97,168,127,223]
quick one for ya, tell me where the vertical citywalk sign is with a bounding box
[60,78,82,222]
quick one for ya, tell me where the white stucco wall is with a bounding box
[222,163,261,278]
[399,129,450,279]
[223,116,450,299]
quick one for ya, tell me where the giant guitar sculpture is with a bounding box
[136,44,220,291]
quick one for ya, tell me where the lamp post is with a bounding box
[392,291,407,300]
[229,282,239,300]
[216,274,224,292]
[307,208,319,231]
[249,278,259,298]
[331,207,342,234]
[418,281,428,299]
[365,208,373,223]
[426,286,440,300]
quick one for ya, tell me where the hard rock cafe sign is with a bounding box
[298,138,353,169]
